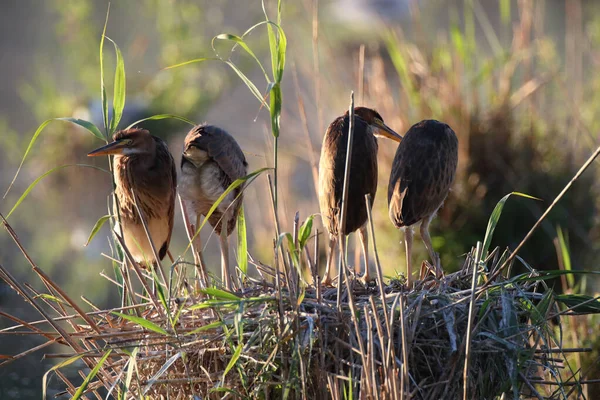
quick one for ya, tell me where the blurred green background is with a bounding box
[1,0,600,397]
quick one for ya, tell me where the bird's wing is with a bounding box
[187,128,248,185]
[154,138,177,260]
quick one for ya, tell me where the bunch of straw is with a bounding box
[0,211,593,400]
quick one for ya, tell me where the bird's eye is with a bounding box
[126,139,134,146]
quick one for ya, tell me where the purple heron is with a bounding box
[88,128,177,266]
[319,107,402,285]
[179,124,248,290]
[388,120,458,287]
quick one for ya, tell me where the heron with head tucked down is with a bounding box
[179,124,248,290]
[388,119,458,287]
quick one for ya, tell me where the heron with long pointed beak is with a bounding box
[88,128,177,266]
[388,120,458,287]
[318,107,402,285]
[179,124,248,290]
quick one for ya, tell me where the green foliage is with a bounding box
[71,350,112,400]
[480,192,541,263]
[112,312,169,336]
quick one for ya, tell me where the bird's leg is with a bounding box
[321,235,337,286]
[403,226,413,288]
[358,224,370,282]
[194,214,210,285]
[420,214,442,278]
[179,196,208,288]
[219,217,232,290]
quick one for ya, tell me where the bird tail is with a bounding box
[389,181,408,228]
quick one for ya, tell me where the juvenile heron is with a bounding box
[388,120,458,287]
[319,107,402,285]
[88,128,177,266]
[179,124,248,290]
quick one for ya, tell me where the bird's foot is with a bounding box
[320,275,334,287]
[356,272,375,286]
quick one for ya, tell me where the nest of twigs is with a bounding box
[1,239,590,400]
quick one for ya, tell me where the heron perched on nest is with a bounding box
[87,128,177,266]
[388,119,458,287]
[318,107,402,285]
[179,124,248,290]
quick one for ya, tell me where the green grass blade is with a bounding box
[262,0,277,80]
[275,24,286,83]
[500,0,511,25]
[121,347,138,399]
[84,215,111,246]
[556,226,574,288]
[298,215,314,250]
[277,232,299,266]
[143,352,182,394]
[100,5,110,138]
[201,288,241,301]
[6,164,108,219]
[555,294,600,313]
[3,118,104,198]
[185,321,224,336]
[163,57,219,70]
[126,114,196,130]
[57,118,105,141]
[269,82,282,137]
[222,343,242,383]
[43,354,84,399]
[71,350,112,400]
[106,37,126,133]
[213,33,269,82]
[481,192,541,261]
[237,204,248,275]
[507,270,600,284]
[112,312,169,336]
[225,61,270,110]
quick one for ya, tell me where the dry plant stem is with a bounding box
[267,174,288,274]
[463,242,482,400]
[0,339,57,368]
[113,232,165,318]
[399,294,409,400]
[358,44,365,104]
[292,64,320,196]
[365,194,391,333]
[0,262,84,352]
[482,144,600,290]
[0,213,102,334]
[130,188,167,287]
[315,233,323,301]
[219,209,232,290]
[178,194,207,288]
[312,0,323,137]
[336,92,355,310]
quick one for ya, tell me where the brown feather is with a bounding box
[179,124,248,236]
[318,113,378,237]
[388,120,458,228]
[112,129,176,263]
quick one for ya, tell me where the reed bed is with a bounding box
[0,210,595,400]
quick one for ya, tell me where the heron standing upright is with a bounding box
[388,120,458,287]
[319,107,402,285]
[88,128,177,266]
[179,124,248,290]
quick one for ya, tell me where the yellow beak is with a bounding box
[87,140,127,156]
[372,119,402,142]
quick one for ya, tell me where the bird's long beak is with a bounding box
[373,119,402,142]
[87,139,127,157]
